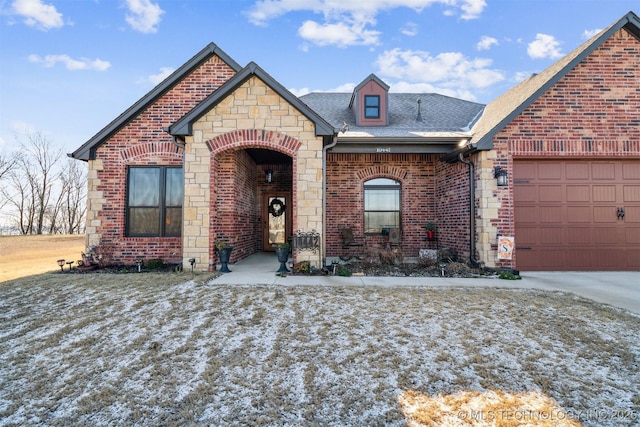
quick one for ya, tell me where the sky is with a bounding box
[0,0,638,156]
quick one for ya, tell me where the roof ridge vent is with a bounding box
[416,98,423,122]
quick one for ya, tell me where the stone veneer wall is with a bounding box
[183,76,325,269]
[86,55,236,265]
[475,27,640,269]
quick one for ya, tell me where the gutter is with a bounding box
[458,152,478,266]
[322,134,339,268]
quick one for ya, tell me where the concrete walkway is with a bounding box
[211,253,640,314]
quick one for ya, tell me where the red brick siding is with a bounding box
[435,160,474,262]
[325,152,436,257]
[93,55,237,265]
[208,130,298,265]
[491,27,640,269]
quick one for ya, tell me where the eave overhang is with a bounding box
[168,62,336,138]
[69,43,242,161]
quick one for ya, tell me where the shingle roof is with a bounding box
[300,92,484,139]
[469,10,640,150]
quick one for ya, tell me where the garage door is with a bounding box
[514,160,640,271]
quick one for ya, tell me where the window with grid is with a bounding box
[127,166,183,237]
[364,95,380,119]
[364,178,400,234]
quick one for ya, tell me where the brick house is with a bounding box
[71,11,640,272]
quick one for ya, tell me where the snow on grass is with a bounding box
[0,275,639,426]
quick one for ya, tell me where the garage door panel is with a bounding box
[514,160,639,271]
[566,206,590,223]
[539,206,564,222]
[623,185,640,202]
[624,206,640,222]
[593,206,615,223]
[625,226,640,243]
[539,186,563,202]
[567,227,592,244]
[538,163,562,180]
[592,227,620,244]
[622,162,640,179]
[565,162,590,180]
[566,185,590,202]
[592,185,616,202]
[514,185,537,202]
[591,163,616,180]
[514,206,538,223]
[538,228,566,245]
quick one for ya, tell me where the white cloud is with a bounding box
[141,67,176,85]
[459,0,486,20]
[476,35,498,51]
[400,22,418,36]
[582,28,601,39]
[298,19,381,47]
[245,0,487,47]
[11,0,63,30]
[125,0,164,34]
[28,54,111,71]
[375,48,504,100]
[527,33,563,59]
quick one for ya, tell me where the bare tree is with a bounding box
[53,158,87,234]
[0,152,17,211]
[2,132,62,234]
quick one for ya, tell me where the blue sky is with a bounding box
[0,0,637,155]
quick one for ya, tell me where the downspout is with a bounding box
[458,152,477,266]
[322,134,339,268]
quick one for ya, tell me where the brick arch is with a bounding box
[206,129,301,157]
[356,165,408,183]
[119,141,184,162]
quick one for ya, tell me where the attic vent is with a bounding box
[416,98,423,122]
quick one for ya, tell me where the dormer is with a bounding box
[349,74,390,126]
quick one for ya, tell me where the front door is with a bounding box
[263,194,291,251]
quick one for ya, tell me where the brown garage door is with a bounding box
[514,160,640,271]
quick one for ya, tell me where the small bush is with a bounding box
[337,267,352,277]
[498,271,521,280]
[146,259,164,270]
[293,261,311,274]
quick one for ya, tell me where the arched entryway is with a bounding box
[211,147,293,263]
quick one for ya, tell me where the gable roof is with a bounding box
[70,43,242,161]
[348,73,390,109]
[468,10,640,151]
[168,62,336,137]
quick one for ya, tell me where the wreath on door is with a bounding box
[269,198,286,217]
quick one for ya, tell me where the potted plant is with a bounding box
[423,222,436,240]
[274,242,290,273]
[215,240,233,273]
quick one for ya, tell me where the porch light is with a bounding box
[494,166,508,187]
[265,169,273,183]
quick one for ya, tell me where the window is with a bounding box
[127,166,183,237]
[364,178,400,233]
[364,95,380,119]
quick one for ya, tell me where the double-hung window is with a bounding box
[127,166,183,237]
[364,178,400,234]
[364,95,380,119]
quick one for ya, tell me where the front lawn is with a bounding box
[1,273,638,426]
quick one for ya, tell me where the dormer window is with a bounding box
[364,95,380,119]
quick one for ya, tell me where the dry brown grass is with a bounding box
[1,278,638,426]
[0,234,85,282]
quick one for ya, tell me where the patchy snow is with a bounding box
[0,278,639,426]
